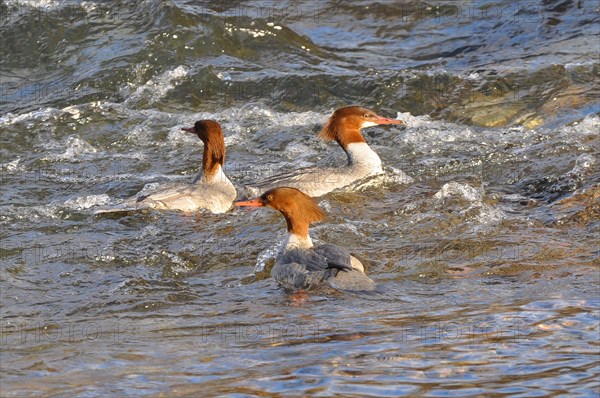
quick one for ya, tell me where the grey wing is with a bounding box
[92,191,158,214]
[249,166,339,190]
[313,244,377,292]
[312,244,354,272]
[273,249,336,290]
[273,248,377,292]
[328,269,377,292]
[280,247,351,273]
[271,262,326,290]
[272,261,343,290]
[136,184,195,204]
[95,183,201,214]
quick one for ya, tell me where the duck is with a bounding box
[246,106,404,197]
[95,120,236,214]
[235,187,377,292]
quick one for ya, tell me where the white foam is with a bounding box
[395,112,474,145]
[1,203,61,221]
[233,104,326,128]
[569,153,596,177]
[350,167,414,192]
[0,107,64,125]
[43,136,98,161]
[63,106,81,120]
[2,158,21,173]
[389,166,415,184]
[4,0,59,8]
[396,111,429,128]
[565,61,598,70]
[123,65,190,106]
[434,182,483,202]
[253,234,287,273]
[472,203,505,225]
[570,114,600,136]
[64,194,111,211]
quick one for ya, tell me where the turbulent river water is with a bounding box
[1,0,599,396]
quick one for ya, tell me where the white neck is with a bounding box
[285,233,313,250]
[199,164,229,184]
[345,142,382,171]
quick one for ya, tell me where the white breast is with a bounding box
[204,166,236,213]
[285,233,314,249]
[345,143,383,173]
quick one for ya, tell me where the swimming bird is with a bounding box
[95,120,236,214]
[235,187,377,292]
[246,106,404,197]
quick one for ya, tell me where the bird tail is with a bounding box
[329,269,380,293]
[93,197,147,215]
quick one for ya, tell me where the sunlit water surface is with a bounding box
[1,0,599,396]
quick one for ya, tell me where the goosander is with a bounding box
[235,187,377,292]
[95,120,236,214]
[247,106,403,197]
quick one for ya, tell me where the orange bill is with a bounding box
[374,115,404,125]
[234,198,264,207]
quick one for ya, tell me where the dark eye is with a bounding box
[266,195,273,201]
[363,113,371,118]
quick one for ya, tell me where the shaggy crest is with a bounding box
[318,106,375,148]
[260,187,325,237]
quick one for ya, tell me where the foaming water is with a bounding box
[2,106,598,396]
[1,0,599,396]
